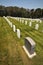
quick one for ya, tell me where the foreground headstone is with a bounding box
[17,29,20,38]
[35,24,39,30]
[23,37,36,59]
[13,25,16,32]
[29,22,32,27]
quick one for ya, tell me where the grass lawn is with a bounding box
[0,17,43,65]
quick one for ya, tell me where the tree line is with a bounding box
[0,5,43,18]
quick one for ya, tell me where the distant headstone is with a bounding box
[17,29,20,38]
[20,19,21,23]
[25,21,27,25]
[40,20,42,23]
[13,25,16,32]
[23,37,36,59]
[9,22,13,28]
[29,22,32,27]
[22,20,24,23]
[35,24,39,30]
[3,16,11,26]
[18,18,20,21]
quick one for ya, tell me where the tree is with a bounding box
[0,5,43,18]
[34,8,42,18]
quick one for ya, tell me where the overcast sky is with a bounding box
[0,0,43,9]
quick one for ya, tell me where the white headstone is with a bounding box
[10,22,12,28]
[22,20,24,23]
[13,25,16,32]
[18,18,19,21]
[20,19,21,23]
[17,29,20,38]
[35,24,39,30]
[25,21,27,25]
[29,22,32,27]
[40,20,42,23]
[3,17,11,25]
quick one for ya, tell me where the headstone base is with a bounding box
[23,45,36,59]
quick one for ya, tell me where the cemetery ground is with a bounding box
[0,17,43,65]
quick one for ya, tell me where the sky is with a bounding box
[0,0,43,9]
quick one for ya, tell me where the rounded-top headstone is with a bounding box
[40,20,42,23]
[10,22,12,28]
[13,25,16,32]
[25,21,27,25]
[25,37,36,47]
[35,24,39,30]
[29,22,32,27]
[17,29,20,38]
[22,20,24,23]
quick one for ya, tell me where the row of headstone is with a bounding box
[19,18,42,23]
[14,17,40,30]
[21,19,39,30]
[10,17,42,30]
[29,22,39,30]
[9,17,42,31]
[3,16,13,28]
[11,17,42,24]
[3,16,21,39]
[12,17,39,30]
[28,19,42,23]
[13,25,20,38]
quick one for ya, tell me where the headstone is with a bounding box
[22,20,24,23]
[35,24,39,30]
[10,22,12,28]
[20,19,21,23]
[7,20,11,26]
[23,37,36,59]
[29,22,32,27]
[40,20,42,23]
[25,21,27,25]
[18,18,19,21]
[17,29,20,38]
[13,25,16,32]
[3,17,11,25]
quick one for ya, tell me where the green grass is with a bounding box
[0,17,24,65]
[0,17,43,65]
